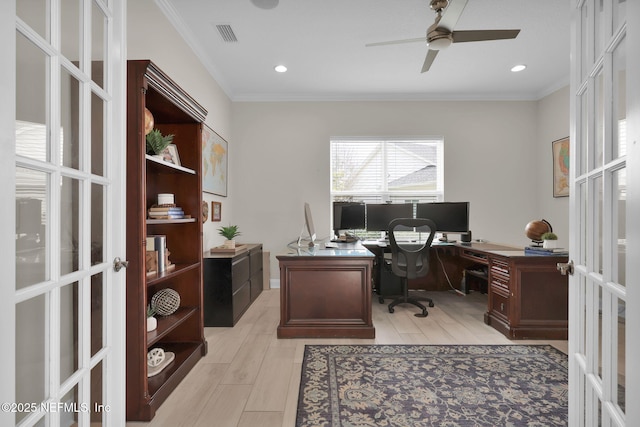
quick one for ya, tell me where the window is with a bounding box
[330,137,444,204]
[330,137,444,237]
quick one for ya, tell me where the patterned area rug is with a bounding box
[296,345,568,427]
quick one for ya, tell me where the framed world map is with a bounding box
[202,125,228,196]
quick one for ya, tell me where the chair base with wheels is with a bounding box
[388,278,434,317]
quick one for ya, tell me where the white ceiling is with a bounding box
[160,0,570,102]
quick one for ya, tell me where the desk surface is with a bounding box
[278,241,374,259]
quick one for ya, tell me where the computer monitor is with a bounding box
[416,202,469,233]
[333,202,366,231]
[298,202,317,247]
[366,203,413,231]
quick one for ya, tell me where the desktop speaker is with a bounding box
[461,230,472,243]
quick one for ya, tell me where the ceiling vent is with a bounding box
[215,24,238,42]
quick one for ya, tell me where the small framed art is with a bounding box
[212,201,222,222]
[552,137,569,197]
[161,144,181,166]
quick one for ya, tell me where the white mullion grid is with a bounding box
[47,1,64,422]
[600,23,615,425]
[570,2,588,425]
[78,0,94,424]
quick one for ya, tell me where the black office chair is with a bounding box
[387,218,437,317]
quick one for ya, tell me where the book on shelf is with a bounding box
[524,246,568,256]
[149,206,184,213]
[148,207,185,219]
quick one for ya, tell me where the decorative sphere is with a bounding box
[525,220,552,242]
[151,288,180,316]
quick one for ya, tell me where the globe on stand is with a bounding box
[525,219,552,246]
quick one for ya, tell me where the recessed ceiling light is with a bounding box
[251,0,279,10]
[511,64,527,72]
[274,65,287,73]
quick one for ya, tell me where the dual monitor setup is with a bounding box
[332,201,471,242]
[299,201,470,247]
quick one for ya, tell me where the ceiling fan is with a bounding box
[366,0,520,73]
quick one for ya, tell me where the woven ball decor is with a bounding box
[151,288,180,316]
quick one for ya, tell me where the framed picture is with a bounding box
[202,125,228,196]
[161,144,181,166]
[552,137,570,197]
[211,201,222,222]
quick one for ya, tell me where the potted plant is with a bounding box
[218,225,241,249]
[145,129,174,157]
[541,232,558,249]
[146,304,157,332]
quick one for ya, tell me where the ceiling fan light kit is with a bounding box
[250,0,279,10]
[367,0,521,73]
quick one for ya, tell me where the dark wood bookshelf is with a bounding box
[125,60,208,421]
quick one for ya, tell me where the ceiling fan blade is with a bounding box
[421,49,439,73]
[437,0,468,31]
[452,29,520,43]
[365,37,426,47]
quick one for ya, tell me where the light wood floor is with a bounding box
[127,289,568,427]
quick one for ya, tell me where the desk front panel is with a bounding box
[277,256,374,338]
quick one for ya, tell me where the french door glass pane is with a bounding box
[613,0,626,33]
[594,72,604,169]
[594,174,603,274]
[91,183,104,264]
[594,0,605,59]
[16,167,48,290]
[91,273,104,357]
[62,385,80,426]
[579,180,588,266]
[91,1,106,88]
[579,275,587,356]
[613,168,626,287]
[596,286,602,379]
[16,31,48,162]
[61,67,80,170]
[616,298,626,415]
[61,0,81,62]
[613,36,626,160]
[16,294,47,425]
[580,4,588,80]
[91,92,105,177]
[17,0,49,41]
[60,281,79,384]
[91,361,104,424]
[61,176,79,275]
[579,92,588,175]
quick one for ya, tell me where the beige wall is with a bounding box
[230,99,570,281]
[131,0,570,281]
[536,86,570,248]
[128,0,233,251]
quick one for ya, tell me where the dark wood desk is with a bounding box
[364,241,569,340]
[276,242,375,338]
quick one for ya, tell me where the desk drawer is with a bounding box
[490,258,510,276]
[491,291,510,322]
[459,249,489,265]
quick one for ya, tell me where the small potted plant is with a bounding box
[218,225,241,249]
[146,304,157,332]
[145,129,174,158]
[541,232,558,249]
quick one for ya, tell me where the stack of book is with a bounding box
[524,246,569,256]
[148,205,186,219]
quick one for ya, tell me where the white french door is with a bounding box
[2,0,127,426]
[569,0,639,426]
